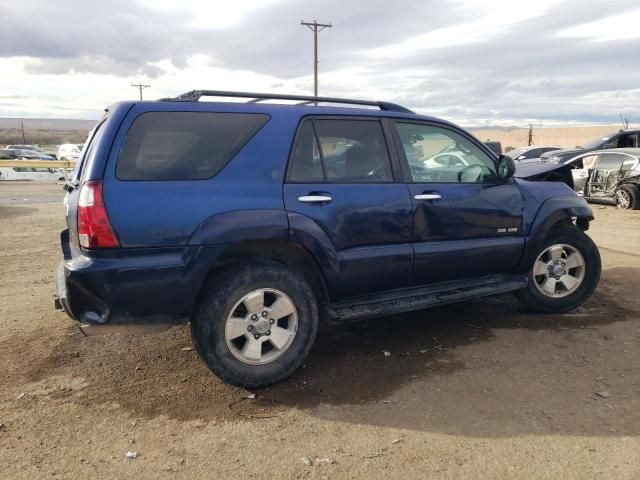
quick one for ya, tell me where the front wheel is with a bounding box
[516,225,601,313]
[191,261,318,388]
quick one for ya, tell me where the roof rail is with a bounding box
[158,90,415,114]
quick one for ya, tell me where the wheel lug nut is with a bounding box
[247,325,253,332]
[266,330,271,336]
[251,314,257,321]
[261,311,268,318]
[269,319,275,324]
[254,334,260,340]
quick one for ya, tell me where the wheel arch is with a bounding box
[519,196,594,271]
[197,239,330,306]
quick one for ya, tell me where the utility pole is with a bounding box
[301,20,332,96]
[528,123,533,146]
[20,120,26,143]
[131,83,150,100]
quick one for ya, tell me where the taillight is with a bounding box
[77,181,119,249]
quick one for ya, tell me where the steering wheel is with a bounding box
[457,164,491,183]
[431,152,466,167]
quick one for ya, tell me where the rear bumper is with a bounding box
[54,238,226,326]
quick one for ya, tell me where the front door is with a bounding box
[284,118,413,300]
[391,121,525,285]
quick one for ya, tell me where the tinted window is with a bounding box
[524,148,541,159]
[289,119,393,183]
[396,123,497,183]
[583,133,615,149]
[617,133,638,148]
[315,120,392,182]
[506,147,527,159]
[117,112,269,180]
[289,121,324,182]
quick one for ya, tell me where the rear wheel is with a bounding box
[616,185,639,210]
[192,261,318,388]
[516,225,600,313]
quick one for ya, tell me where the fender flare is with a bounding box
[518,195,594,270]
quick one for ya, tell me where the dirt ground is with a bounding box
[1,182,639,479]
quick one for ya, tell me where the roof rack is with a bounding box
[158,90,414,114]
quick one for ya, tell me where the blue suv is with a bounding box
[55,90,601,387]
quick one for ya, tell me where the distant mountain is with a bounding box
[0,117,97,131]
[0,117,97,145]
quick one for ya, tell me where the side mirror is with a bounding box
[498,155,516,179]
[603,142,615,149]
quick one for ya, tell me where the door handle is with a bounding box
[298,195,332,203]
[414,193,442,201]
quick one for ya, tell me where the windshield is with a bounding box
[582,133,615,150]
[506,147,528,159]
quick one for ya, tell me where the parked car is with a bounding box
[483,140,503,155]
[540,129,640,164]
[58,144,83,161]
[0,149,21,159]
[6,145,58,159]
[10,149,55,160]
[55,90,601,388]
[516,148,640,209]
[0,166,63,182]
[506,145,564,163]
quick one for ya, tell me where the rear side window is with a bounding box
[289,118,393,183]
[598,153,624,170]
[116,112,269,180]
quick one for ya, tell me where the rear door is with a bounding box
[283,117,413,299]
[391,121,525,285]
[588,153,625,198]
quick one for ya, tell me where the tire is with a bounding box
[616,185,640,210]
[516,225,600,314]
[191,261,318,388]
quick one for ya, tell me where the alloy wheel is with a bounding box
[616,190,631,209]
[224,288,298,365]
[532,244,586,298]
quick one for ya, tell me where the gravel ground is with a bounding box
[1,182,639,479]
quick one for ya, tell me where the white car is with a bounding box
[0,166,63,182]
[58,144,84,161]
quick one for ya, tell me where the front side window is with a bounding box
[579,154,599,170]
[524,148,542,159]
[117,112,269,180]
[616,133,639,148]
[288,119,393,183]
[396,123,497,183]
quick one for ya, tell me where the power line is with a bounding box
[131,83,150,100]
[300,20,332,97]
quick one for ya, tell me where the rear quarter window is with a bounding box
[116,112,269,180]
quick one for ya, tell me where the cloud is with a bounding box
[0,0,639,125]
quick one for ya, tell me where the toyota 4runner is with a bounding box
[55,90,601,387]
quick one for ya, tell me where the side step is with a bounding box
[327,274,527,321]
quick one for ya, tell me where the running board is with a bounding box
[327,274,527,321]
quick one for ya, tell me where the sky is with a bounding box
[0,0,638,127]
